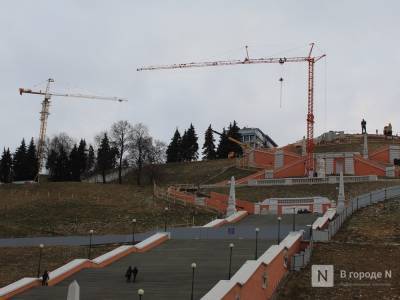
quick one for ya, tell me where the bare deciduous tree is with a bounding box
[110,120,133,184]
[128,123,166,186]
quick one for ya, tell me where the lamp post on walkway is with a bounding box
[191,262,197,300]
[228,243,234,279]
[277,217,282,244]
[88,229,94,259]
[255,228,260,260]
[138,288,144,300]
[164,207,169,232]
[132,218,137,244]
[292,207,296,231]
[37,243,44,277]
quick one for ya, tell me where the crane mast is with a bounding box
[137,43,325,176]
[36,78,54,178]
[19,78,126,182]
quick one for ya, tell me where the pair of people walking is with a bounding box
[125,266,138,282]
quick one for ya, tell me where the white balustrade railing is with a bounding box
[312,185,400,241]
[248,175,378,187]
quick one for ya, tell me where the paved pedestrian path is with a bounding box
[0,214,318,247]
[14,239,274,300]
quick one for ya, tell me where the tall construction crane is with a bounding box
[137,43,325,176]
[19,78,126,182]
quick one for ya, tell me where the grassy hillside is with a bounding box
[0,244,115,287]
[208,180,400,202]
[277,198,400,299]
[121,158,256,186]
[0,182,216,238]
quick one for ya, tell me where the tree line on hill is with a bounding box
[0,138,38,183]
[0,121,165,185]
[166,120,242,163]
[44,121,165,185]
[0,120,244,185]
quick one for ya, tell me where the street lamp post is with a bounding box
[132,218,137,244]
[255,228,260,260]
[292,207,296,231]
[88,229,94,259]
[277,217,282,244]
[37,244,44,277]
[164,207,169,232]
[138,288,144,300]
[228,243,234,279]
[191,262,197,300]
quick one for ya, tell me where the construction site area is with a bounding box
[1,2,400,299]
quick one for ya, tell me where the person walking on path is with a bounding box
[125,266,132,282]
[132,266,138,282]
[41,270,49,286]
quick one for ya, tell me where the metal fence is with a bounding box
[313,185,400,241]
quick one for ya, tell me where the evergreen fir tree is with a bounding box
[0,148,13,183]
[46,144,71,181]
[186,123,198,161]
[13,139,28,181]
[216,128,230,159]
[54,145,70,181]
[77,139,88,175]
[97,133,115,183]
[26,138,38,180]
[166,129,182,163]
[180,130,189,161]
[202,124,216,160]
[227,120,243,156]
[70,144,81,181]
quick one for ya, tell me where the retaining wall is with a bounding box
[201,231,303,300]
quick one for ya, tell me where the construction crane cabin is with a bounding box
[137,43,325,176]
[19,78,127,182]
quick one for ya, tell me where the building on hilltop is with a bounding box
[239,127,277,149]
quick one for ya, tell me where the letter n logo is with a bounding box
[311,265,334,287]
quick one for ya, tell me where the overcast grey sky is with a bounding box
[1,0,399,151]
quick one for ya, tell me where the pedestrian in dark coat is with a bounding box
[132,266,138,282]
[42,270,49,286]
[125,266,132,282]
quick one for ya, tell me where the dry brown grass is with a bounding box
[207,180,400,202]
[121,158,255,186]
[277,198,400,299]
[0,244,116,288]
[0,182,216,238]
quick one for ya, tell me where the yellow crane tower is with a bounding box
[19,78,126,182]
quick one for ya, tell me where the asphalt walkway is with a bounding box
[0,214,318,247]
[14,239,274,300]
